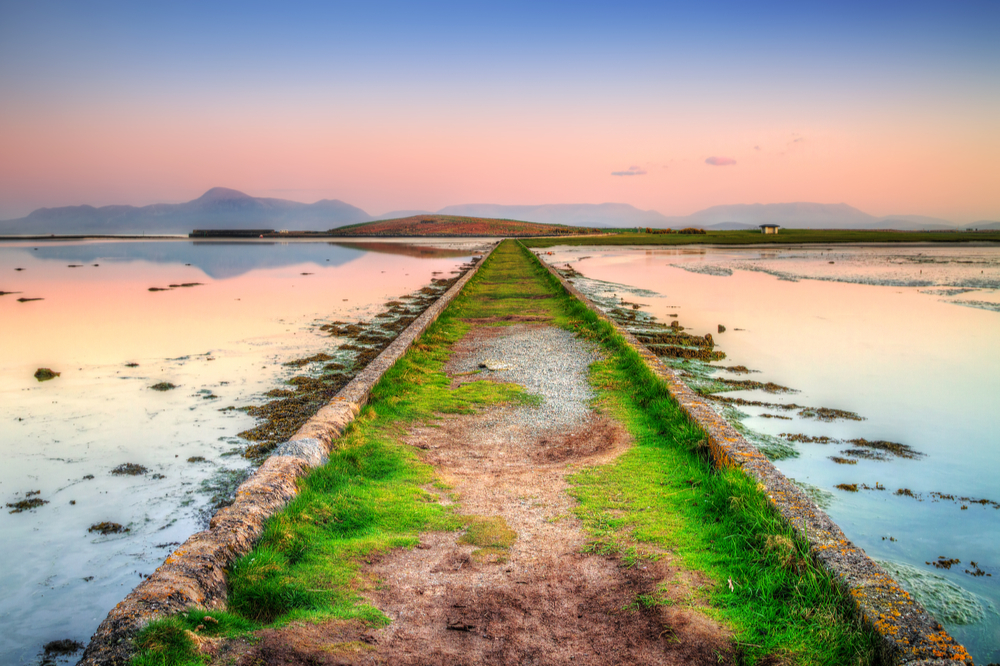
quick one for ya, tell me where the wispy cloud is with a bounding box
[705,156,736,166]
[611,166,647,176]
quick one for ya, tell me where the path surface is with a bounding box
[239,323,730,665]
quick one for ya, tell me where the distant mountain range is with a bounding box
[1,187,995,234]
[0,187,371,235]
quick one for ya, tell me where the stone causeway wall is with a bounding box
[530,244,972,665]
[79,243,498,665]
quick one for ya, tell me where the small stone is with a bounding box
[479,359,511,371]
[718,324,726,333]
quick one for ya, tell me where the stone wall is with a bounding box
[79,244,497,665]
[531,245,971,665]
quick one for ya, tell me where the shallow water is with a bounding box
[541,243,1000,663]
[0,238,487,665]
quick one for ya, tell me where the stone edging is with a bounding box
[79,243,498,666]
[529,245,972,665]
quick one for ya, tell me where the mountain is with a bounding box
[0,187,373,235]
[658,202,956,230]
[435,202,669,227]
[433,201,963,230]
[965,220,1000,231]
[662,202,876,228]
[2,190,979,234]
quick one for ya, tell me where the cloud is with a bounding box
[705,156,736,166]
[611,167,647,176]
[753,145,761,151]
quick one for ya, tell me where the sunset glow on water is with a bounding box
[0,239,484,665]
[543,243,1000,661]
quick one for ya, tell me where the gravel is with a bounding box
[449,325,598,431]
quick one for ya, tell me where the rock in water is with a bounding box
[34,368,60,381]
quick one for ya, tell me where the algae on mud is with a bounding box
[235,262,479,460]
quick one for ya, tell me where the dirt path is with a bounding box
[241,325,731,665]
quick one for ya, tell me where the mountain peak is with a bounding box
[196,187,254,202]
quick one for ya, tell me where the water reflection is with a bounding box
[542,243,1000,663]
[0,238,485,665]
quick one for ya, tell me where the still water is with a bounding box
[541,243,1000,663]
[0,238,486,665]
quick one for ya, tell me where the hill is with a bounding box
[333,215,600,237]
[436,202,669,227]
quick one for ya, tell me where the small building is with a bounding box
[759,224,780,234]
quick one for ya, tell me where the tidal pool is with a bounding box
[540,243,1000,663]
[0,237,488,665]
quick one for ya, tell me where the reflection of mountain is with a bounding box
[27,241,366,280]
[330,242,474,259]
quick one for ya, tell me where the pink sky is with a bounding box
[1,3,998,223]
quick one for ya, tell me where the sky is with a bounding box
[1,0,998,222]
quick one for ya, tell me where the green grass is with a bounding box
[133,240,882,665]
[508,240,881,663]
[522,228,1000,247]
[132,610,259,665]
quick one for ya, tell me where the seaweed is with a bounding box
[111,463,148,476]
[7,497,48,513]
[715,396,803,410]
[283,353,335,368]
[829,456,858,465]
[89,522,128,535]
[150,382,177,391]
[236,268,469,461]
[843,438,921,459]
[34,368,60,381]
[797,407,865,422]
[780,433,838,444]
[840,448,890,461]
[714,378,796,394]
[878,560,989,625]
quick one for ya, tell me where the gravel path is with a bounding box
[229,321,731,665]
[446,325,598,430]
